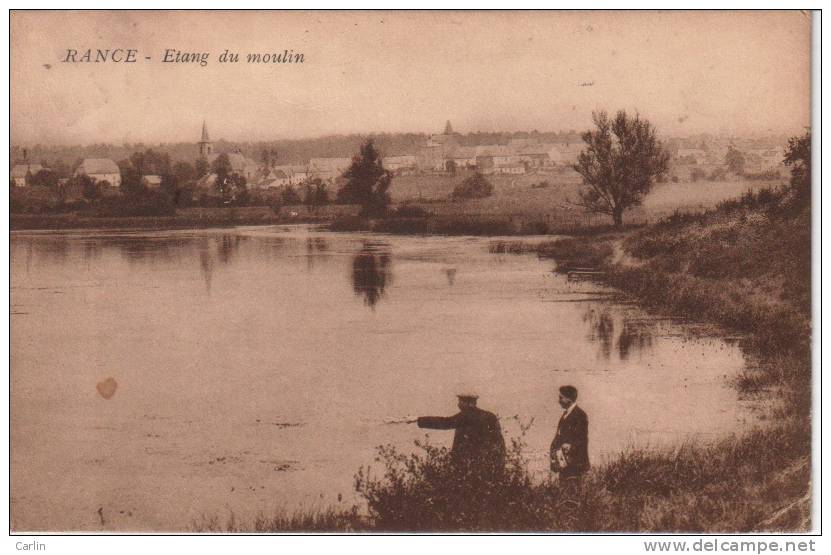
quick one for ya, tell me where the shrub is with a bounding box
[352,419,811,532]
[489,240,539,254]
[92,190,175,217]
[743,170,782,181]
[329,215,371,232]
[690,168,707,182]
[355,428,589,532]
[450,172,494,200]
[281,185,302,205]
[393,203,431,218]
[537,237,615,269]
[710,167,728,180]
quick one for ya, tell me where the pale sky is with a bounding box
[11,10,812,145]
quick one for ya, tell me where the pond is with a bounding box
[10,225,760,531]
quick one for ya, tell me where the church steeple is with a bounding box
[444,120,454,134]
[198,120,213,158]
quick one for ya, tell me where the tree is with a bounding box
[226,173,248,204]
[211,153,233,197]
[314,180,329,206]
[281,185,301,205]
[337,140,393,217]
[260,147,278,169]
[117,159,146,197]
[303,178,329,211]
[573,110,669,227]
[29,169,59,188]
[51,160,71,179]
[79,175,100,200]
[450,172,494,200]
[725,145,745,175]
[172,161,196,187]
[784,130,810,209]
[194,157,210,178]
[129,149,171,177]
[211,153,232,179]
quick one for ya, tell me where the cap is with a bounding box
[457,393,479,402]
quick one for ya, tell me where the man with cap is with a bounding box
[416,394,507,475]
[550,385,590,482]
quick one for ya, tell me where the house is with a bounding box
[270,165,312,186]
[472,145,517,174]
[444,147,478,170]
[383,155,418,172]
[516,144,552,168]
[546,143,583,165]
[493,163,526,175]
[75,158,121,187]
[309,157,352,181]
[260,170,292,189]
[418,146,448,171]
[206,151,259,182]
[142,175,163,189]
[10,163,44,187]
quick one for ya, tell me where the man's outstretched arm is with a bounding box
[417,414,462,429]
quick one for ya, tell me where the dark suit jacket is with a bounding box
[417,407,506,468]
[550,405,589,475]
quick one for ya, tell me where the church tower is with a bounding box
[198,120,213,158]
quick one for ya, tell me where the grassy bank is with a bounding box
[329,213,640,236]
[194,417,809,533]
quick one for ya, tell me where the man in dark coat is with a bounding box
[550,385,589,481]
[417,394,507,474]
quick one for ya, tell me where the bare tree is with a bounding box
[573,110,669,227]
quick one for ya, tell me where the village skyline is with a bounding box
[11,117,792,199]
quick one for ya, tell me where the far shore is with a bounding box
[10,209,630,237]
[10,212,319,232]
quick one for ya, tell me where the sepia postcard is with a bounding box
[9,9,816,537]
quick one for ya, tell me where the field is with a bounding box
[391,171,784,227]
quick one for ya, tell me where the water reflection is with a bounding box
[81,240,102,263]
[199,248,214,293]
[583,307,655,361]
[217,234,247,265]
[23,237,71,264]
[24,241,33,277]
[306,237,330,271]
[583,308,614,359]
[110,237,190,264]
[618,320,655,360]
[351,243,392,309]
